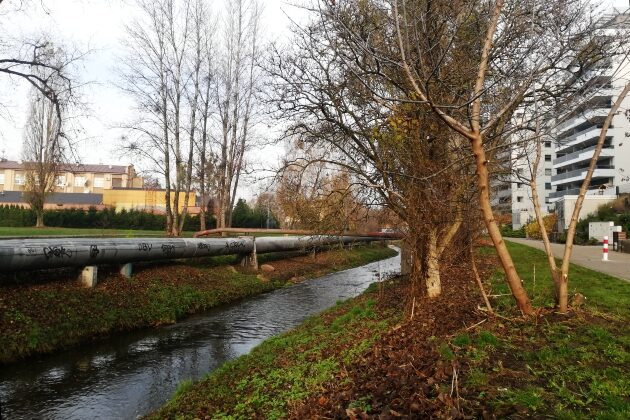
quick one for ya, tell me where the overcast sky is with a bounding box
[0,0,306,197]
[0,0,628,194]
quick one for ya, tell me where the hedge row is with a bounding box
[0,205,216,232]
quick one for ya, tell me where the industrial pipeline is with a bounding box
[0,235,381,279]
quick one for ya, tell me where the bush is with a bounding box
[501,224,526,238]
[587,238,599,246]
[524,214,557,239]
[0,205,36,227]
[0,205,216,232]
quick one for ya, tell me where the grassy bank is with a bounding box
[151,241,630,418]
[0,244,397,364]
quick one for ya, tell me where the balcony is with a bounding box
[589,87,616,101]
[551,166,615,186]
[555,125,604,153]
[549,186,617,200]
[554,146,614,168]
[555,108,608,139]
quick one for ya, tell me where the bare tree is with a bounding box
[22,85,62,227]
[120,0,212,236]
[19,42,81,227]
[196,11,218,232]
[270,0,614,314]
[508,17,629,313]
[269,6,478,299]
[522,81,630,313]
[215,0,262,228]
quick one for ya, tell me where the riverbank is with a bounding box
[0,244,397,364]
[151,242,630,418]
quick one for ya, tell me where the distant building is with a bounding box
[0,160,147,211]
[548,10,630,231]
[102,188,196,213]
[0,191,106,210]
[0,160,143,194]
[510,140,556,230]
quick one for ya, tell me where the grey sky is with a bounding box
[0,0,627,178]
[0,0,304,184]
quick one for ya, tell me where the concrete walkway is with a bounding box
[506,238,630,282]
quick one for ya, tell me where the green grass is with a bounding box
[453,242,630,418]
[487,242,630,317]
[0,226,178,237]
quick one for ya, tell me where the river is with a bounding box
[0,249,400,419]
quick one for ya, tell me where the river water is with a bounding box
[0,250,400,419]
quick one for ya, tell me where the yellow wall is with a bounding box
[102,189,195,212]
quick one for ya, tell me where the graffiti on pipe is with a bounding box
[26,247,38,255]
[224,241,246,252]
[161,244,175,255]
[43,246,73,260]
[137,243,153,252]
[89,245,100,258]
[197,243,210,251]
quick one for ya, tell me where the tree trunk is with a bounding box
[471,134,534,315]
[35,210,45,228]
[470,241,493,313]
[530,157,562,303]
[426,228,441,298]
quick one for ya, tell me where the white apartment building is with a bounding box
[500,9,630,230]
[548,10,630,230]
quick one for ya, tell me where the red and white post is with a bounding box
[602,236,609,261]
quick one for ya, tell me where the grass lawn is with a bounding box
[493,241,630,318]
[149,240,630,418]
[455,241,630,418]
[0,226,179,237]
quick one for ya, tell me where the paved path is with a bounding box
[506,238,630,282]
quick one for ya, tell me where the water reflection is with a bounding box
[0,250,399,419]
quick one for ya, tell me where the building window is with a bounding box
[545,154,552,162]
[0,172,4,184]
[14,174,25,185]
[74,176,86,187]
[545,168,552,176]
[56,176,66,187]
[93,177,105,188]
[517,196,523,203]
[517,182,523,189]
[545,141,551,148]
[545,183,552,190]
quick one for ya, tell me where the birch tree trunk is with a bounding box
[425,228,441,298]
[471,134,534,315]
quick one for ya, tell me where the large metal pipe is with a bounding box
[0,235,378,272]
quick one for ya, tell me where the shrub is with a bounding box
[0,205,216,232]
[501,224,526,238]
[525,214,557,239]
